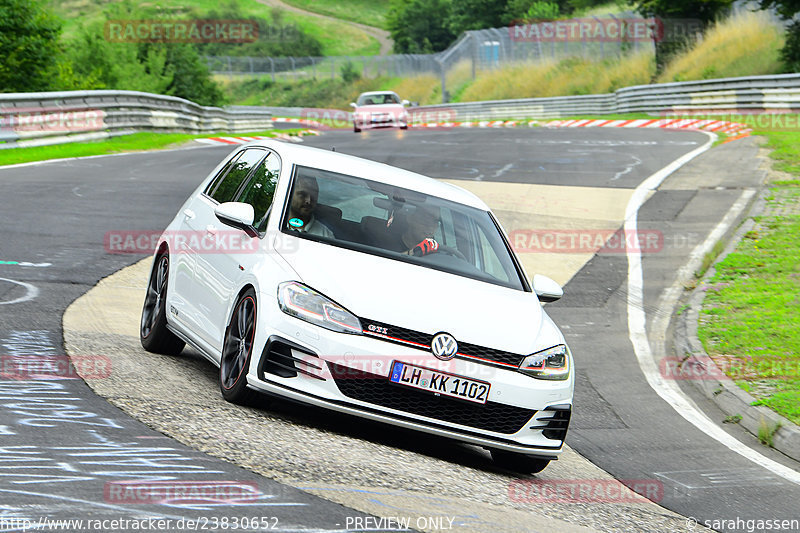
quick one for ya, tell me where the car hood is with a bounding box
[276,239,548,356]
[357,104,406,113]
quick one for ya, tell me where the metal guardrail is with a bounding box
[408,73,800,121]
[3,73,798,150]
[0,90,273,149]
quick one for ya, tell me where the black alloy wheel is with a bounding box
[220,289,259,405]
[140,252,185,355]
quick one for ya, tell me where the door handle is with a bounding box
[183,209,195,219]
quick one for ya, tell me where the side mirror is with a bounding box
[401,99,410,106]
[215,202,258,238]
[533,274,563,303]
[349,102,357,109]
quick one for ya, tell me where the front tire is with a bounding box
[219,289,259,405]
[491,449,551,474]
[354,124,361,133]
[140,252,185,355]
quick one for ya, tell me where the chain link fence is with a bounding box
[206,13,661,102]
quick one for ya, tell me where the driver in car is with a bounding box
[386,204,441,256]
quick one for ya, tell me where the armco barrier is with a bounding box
[4,73,800,149]
[0,90,272,149]
[409,73,800,121]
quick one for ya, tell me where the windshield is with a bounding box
[357,93,400,106]
[281,165,526,291]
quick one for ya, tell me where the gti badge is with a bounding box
[431,333,458,361]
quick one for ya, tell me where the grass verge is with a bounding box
[656,10,784,83]
[697,128,800,425]
[50,0,380,57]
[0,130,302,167]
[278,0,389,30]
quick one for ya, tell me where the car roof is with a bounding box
[358,91,399,97]
[245,139,487,210]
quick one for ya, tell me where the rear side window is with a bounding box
[206,149,267,204]
[236,153,281,232]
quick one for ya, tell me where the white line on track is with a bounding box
[624,132,800,485]
[0,277,39,305]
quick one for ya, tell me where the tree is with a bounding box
[635,0,735,73]
[503,0,568,24]
[0,0,62,92]
[759,0,800,72]
[448,0,508,35]
[162,44,225,106]
[387,0,456,53]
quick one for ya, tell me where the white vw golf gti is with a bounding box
[140,139,574,473]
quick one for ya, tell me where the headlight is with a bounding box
[518,344,570,380]
[277,282,362,334]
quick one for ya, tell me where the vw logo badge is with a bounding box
[431,333,458,361]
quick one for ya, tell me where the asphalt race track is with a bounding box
[1,127,798,532]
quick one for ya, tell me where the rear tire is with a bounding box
[491,449,551,474]
[140,252,185,355]
[354,124,361,133]
[219,289,259,405]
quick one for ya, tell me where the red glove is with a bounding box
[412,238,439,256]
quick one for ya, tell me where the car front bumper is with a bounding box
[246,306,574,457]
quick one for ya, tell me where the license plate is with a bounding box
[388,361,490,404]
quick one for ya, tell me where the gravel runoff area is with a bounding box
[63,261,696,533]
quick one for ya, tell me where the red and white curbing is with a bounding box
[546,117,752,139]
[199,117,751,144]
[194,130,319,146]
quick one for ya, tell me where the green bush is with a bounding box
[780,20,800,72]
[340,61,361,83]
[0,0,62,92]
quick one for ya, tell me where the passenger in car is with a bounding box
[286,175,334,238]
[384,204,441,256]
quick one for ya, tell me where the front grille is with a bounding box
[360,318,526,367]
[329,363,535,434]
